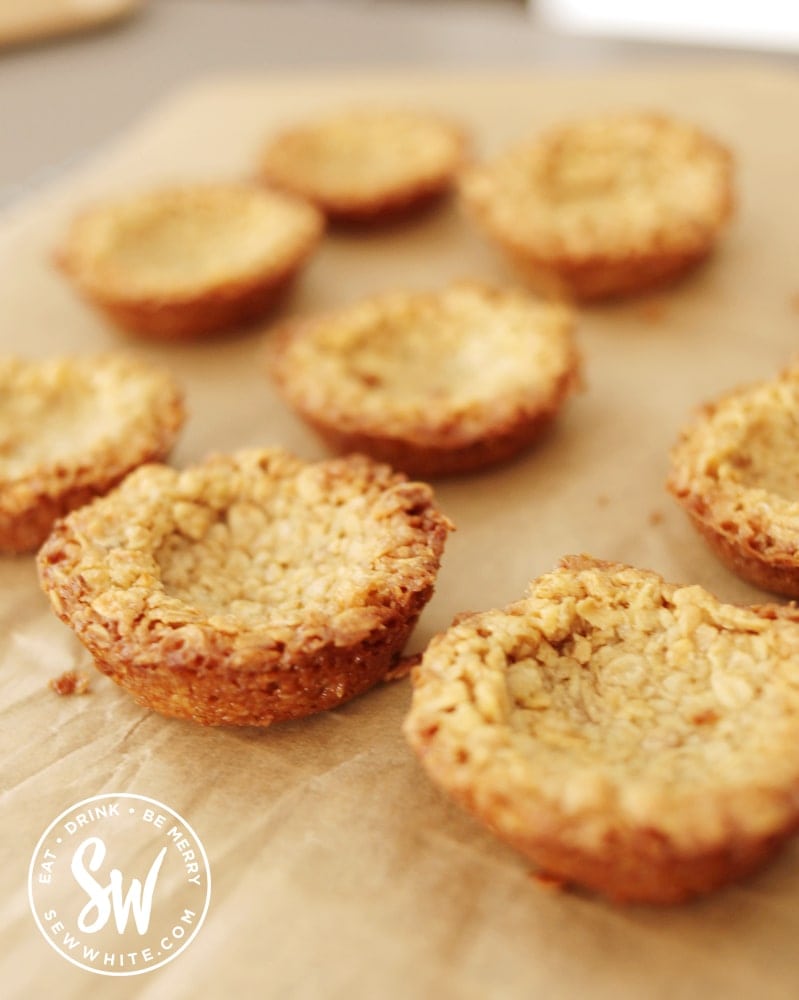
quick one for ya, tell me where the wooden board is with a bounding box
[0,0,144,49]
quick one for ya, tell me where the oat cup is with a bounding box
[258,109,466,222]
[38,448,451,726]
[405,556,799,903]
[58,183,324,340]
[668,366,799,598]
[0,354,184,553]
[460,112,733,301]
[266,282,581,478]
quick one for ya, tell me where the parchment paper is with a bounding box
[2,68,799,1000]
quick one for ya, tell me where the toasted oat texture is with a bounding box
[38,449,451,726]
[258,109,466,222]
[58,183,324,340]
[266,282,580,478]
[0,354,184,554]
[668,366,799,598]
[460,112,734,301]
[405,555,799,903]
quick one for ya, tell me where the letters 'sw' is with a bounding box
[70,836,167,935]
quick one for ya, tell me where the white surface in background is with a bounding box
[536,0,799,51]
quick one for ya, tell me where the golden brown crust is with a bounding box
[0,354,185,554]
[460,112,734,302]
[405,555,799,903]
[266,282,581,478]
[58,183,324,340]
[258,109,467,222]
[37,448,452,726]
[667,366,799,598]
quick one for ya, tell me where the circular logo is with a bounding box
[28,793,211,977]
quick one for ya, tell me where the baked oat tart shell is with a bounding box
[37,449,452,727]
[405,556,799,904]
[460,112,734,302]
[668,366,799,598]
[258,109,467,223]
[57,183,324,340]
[266,282,581,478]
[0,354,184,554]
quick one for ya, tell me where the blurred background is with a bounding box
[1,0,797,210]
[537,0,799,49]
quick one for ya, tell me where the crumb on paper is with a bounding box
[530,869,569,893]
[383,653,421,683]
[49,669,91,697]
[648,509,664,526]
